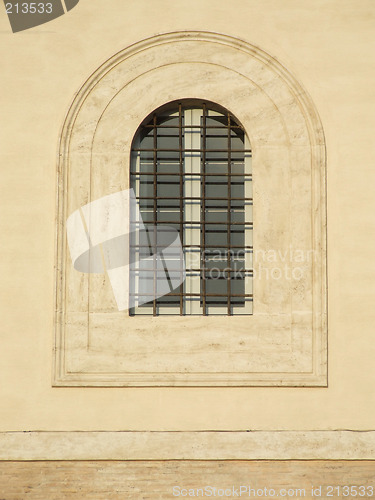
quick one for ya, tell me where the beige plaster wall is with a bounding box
[0,0,374,431]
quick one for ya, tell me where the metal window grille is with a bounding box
[130,100,253,316]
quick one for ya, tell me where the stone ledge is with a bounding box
[1,431,374,461]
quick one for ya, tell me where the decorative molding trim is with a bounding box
[1,431,374,461]
[55,31,327,387]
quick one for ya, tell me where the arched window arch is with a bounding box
[129,99,253,316]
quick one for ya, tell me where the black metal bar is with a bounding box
[129,220,253,226]
[201,103,207,315]
[152,113,157,316]
[178,103,184,316]
[129,244,253,249]
[131,267,253,273]
[139,206,248,210]
[130,172,252,177]
[132,148,251,153]
[129,292,253,297]
[136,196,253,201]
[142,124,245,130]
[227,111,232,315]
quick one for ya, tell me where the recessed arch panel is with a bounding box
[54,31,327,386]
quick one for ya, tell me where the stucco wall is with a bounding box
[0,0,374,432]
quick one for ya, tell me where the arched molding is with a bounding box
[55,31,327,386]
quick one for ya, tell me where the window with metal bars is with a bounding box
[129,99,253,316]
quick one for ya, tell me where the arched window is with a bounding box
[129,100,253,316]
